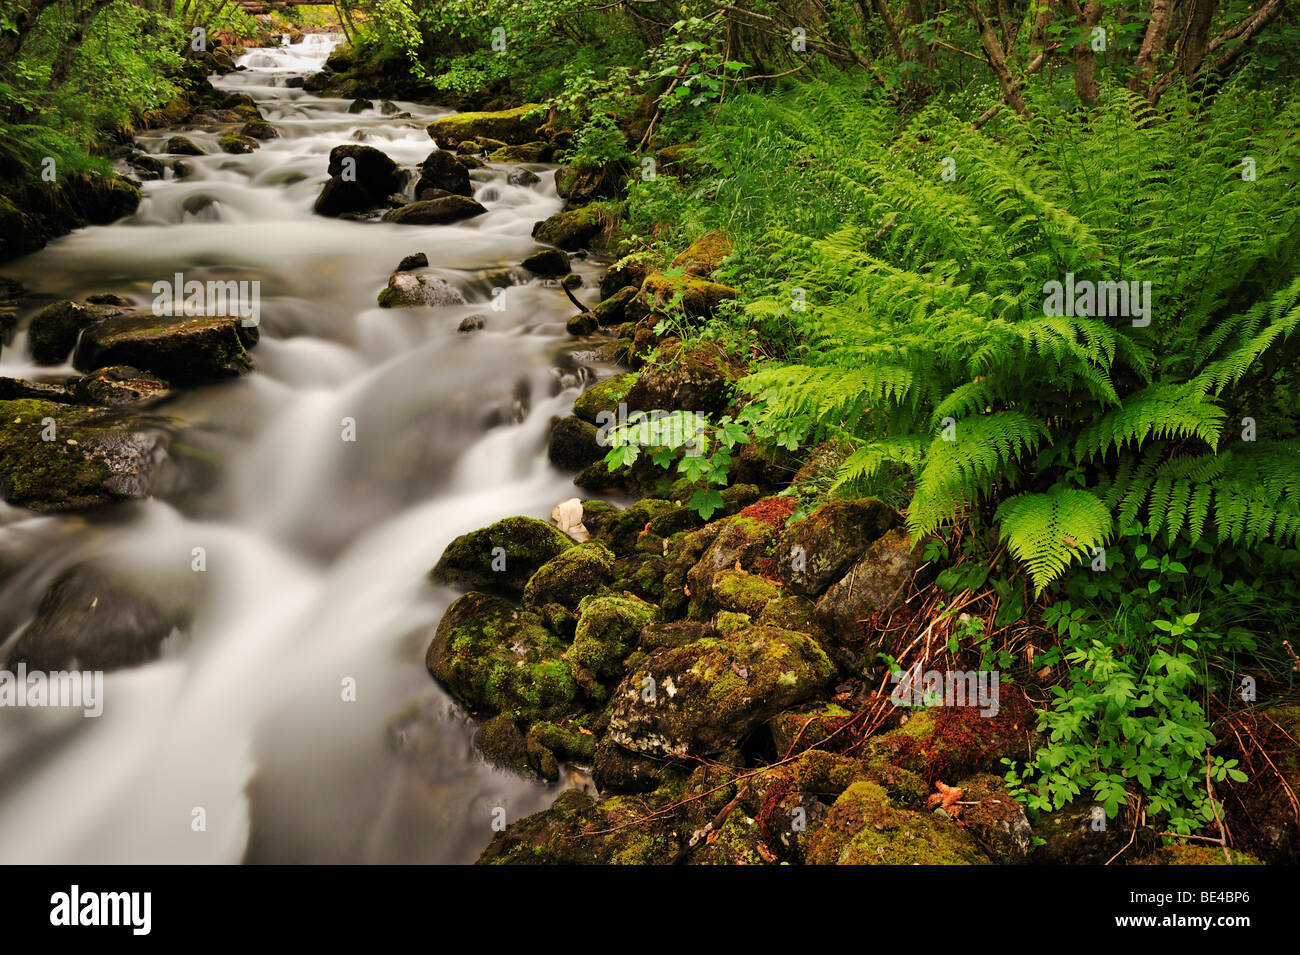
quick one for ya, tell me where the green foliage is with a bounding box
[683,77,1300,591]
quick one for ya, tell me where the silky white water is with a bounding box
[0,34,601,863]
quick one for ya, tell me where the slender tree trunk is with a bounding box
[1129,0,1176,96]
[967,0,1030,115]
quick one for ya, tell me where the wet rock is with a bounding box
[0,399,169,511]
[239,120,279,141]
[521,540,615,610]
[565,312,598,336]
[623,342,740,417]
[68,366,170,407]
[426,592,577,721]
[395,252,428,272]
[531,206,603,251]
[0,276,24,300]
[382,195,487,225]
[473,714,532,775]
[814,528,924,643]
[507,168,540,187]
[606,626,834,757]
[377,272,467,308]
[73,314,254,385]
[478,786,685,864]
[313,144,402,216]
[778,498,897,597]
[599,255,651,299]
[591,286,637,327]
[84,293,132,307]
[218,133,257,154]
[573,373,637,424]
[862,705,1037,784]
[0,378,76,403]
[521,248,570,277]
[429,515,574,595]
[805,780,988,864]
[5,562,191,672]
[346,98,373,114]
[284,76,305,89]
[569,594,659,681]
[379,100,399,115]
[415,150,472,198]
[28,300,120,365]
[457,314,486,333]
[126,152,165,180]
[556,163,627,205]
[487,142,550,163]
[164,136,205,156]
[547,414,604,471]
[427,106,544,149]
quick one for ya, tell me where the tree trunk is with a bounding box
[967,0,1030,115]
[1129,0,1176,96]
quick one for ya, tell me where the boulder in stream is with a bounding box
[73,313,256,385]
[0,398,170,511]
[5,562,192,672]
[28,299,123,366]
[382,195,487,225]
[415,150,472,198]
[377,272,466,308]
[429,515,574,595]
[313,144,402,217]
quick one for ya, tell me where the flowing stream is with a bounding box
[0,34,603,863]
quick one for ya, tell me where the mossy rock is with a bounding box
[661,524,720,620]
[863,703,1037,784]
[426,591,577,722]
[239,120,279,141]
[639,620,714,651]
[521,248,570,276]
[473,714,532,775]
[573,372,637,424]
[606,626,834,757]
[778,498,898,597]
[638,271,736,319]
[165,136,205,156]
[488,141,550,163]
[546,414,603,470]
[416,149,472,197]
[531,206,604,251]
[521,540,615,610]
[429,515,574,595]
[527,719,598,765]
[68,366,170,407]
[768,703,853,755]
[591,286,638,327]
[1131,845,1262,865]
[0,399,170,512]
[477,784,686,864]
[755,594,824,640]
[611,552,669,603]
[954,773,1034,864]
[708,568,781,617]
[72,314,254,385]
[622,341,741,417]
[426,106,544,149]
[711,610,751,634]
[599,498,675,556]
[569,594,660,680]
[671,231,734,277]
[686,514,780,600]
[805,780,989,865]
[218,133,257,154]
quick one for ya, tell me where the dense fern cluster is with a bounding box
[705,78,1300,591]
